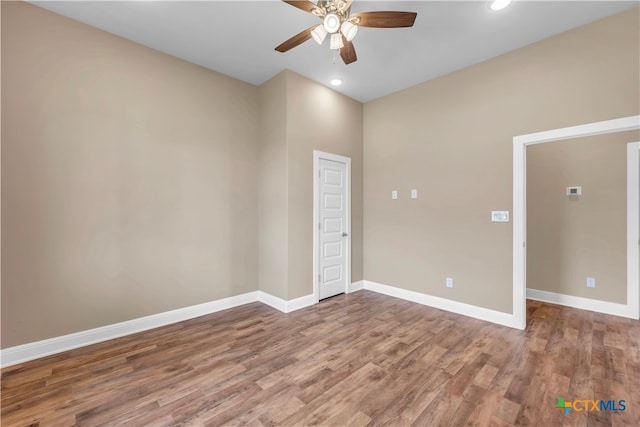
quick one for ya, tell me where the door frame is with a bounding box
[513,115,640,329]
[313,150,352,304]
[627,141,640,319]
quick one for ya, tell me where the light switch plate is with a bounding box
[411,189,418,199]
[391,190,398,200]
[566,186,582,196]
[491,211,509,222]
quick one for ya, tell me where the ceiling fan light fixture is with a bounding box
[323,13,341,33]
[311,24,327,44]
[340,21,358,41]
[277,1,418,65]
[490,0,512,11]
[330,33,344,50]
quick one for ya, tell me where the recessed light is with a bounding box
[490,0,512,11]
[330,78,343,86]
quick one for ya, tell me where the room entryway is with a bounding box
[513,116,640,329]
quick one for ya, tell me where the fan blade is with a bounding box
[340,37,357,65]
[275,25,316,53]
[282,0,319,14]
[351,11,417,28]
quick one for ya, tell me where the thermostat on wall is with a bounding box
[566,186,582,196]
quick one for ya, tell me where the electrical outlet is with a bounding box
[411,189,418,199]
[586,277,596,288]
[391,190,398,200]
[446,277,453,288]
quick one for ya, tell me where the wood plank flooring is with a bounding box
[2,291,639,426]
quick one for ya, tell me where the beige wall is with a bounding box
[3,1,637,348]
[363,8,639,313]
[1,3,363,348]
[1,2,260,347]
[258,70,364,300]
[527,131,638,304]
[286,71,364,299]
[258,72,288,300]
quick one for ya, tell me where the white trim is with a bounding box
[0,291,260,368]
[513,115,640,329]
[512,140,527,330]
[527,289,638,319]
[363,280,521,329]
[0,290,318,368]
[257,291,288,313]
[348,280,365,293]
[258,291,315,313]
[313,150,352,304]
[284,294,316,312]
[627,142,640,319]
[514,116,640,146]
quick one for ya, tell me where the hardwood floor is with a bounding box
[2,291,639,426]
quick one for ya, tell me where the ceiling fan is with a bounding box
[275,0,417,65]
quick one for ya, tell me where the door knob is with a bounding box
[342,232,348,237]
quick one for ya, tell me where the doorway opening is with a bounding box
[513,116,640,329]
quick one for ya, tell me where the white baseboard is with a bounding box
[2,280,534,368]
[0,291,260,368]
[526,288,638,319]
[348,280,364,293]
[257,291,287,313]
[363,280,521,329]
[257,291,314,313]
[285,293,315,312]
[0,290,317,368]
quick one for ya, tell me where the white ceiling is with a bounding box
[30,1,638,102]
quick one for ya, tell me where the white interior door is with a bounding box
[318,158,348,300]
